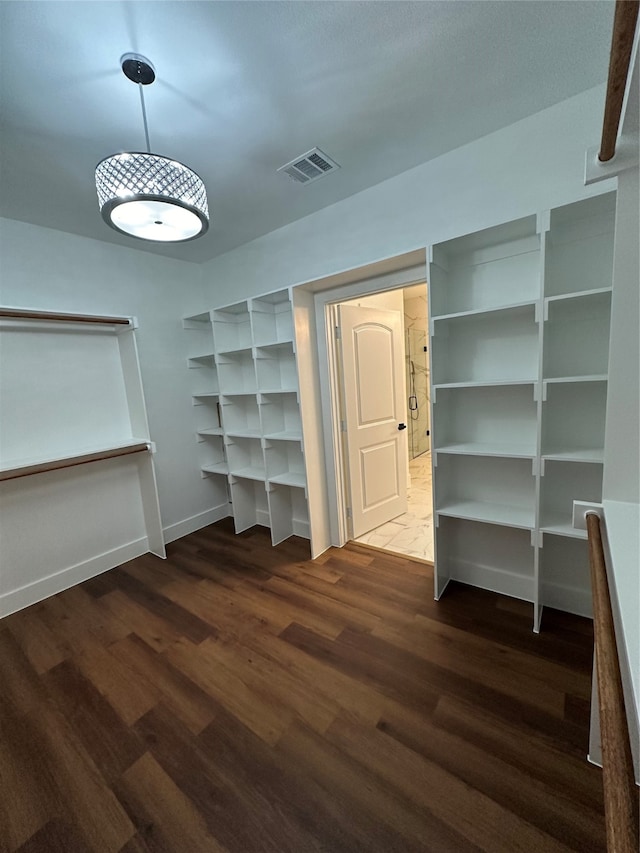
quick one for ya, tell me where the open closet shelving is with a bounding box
[0,308,165,615]
[183,288,310,548]
[429,192,616,631]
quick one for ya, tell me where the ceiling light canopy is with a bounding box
[95,54,209,243]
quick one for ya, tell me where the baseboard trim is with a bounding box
[162,503,231,544]
[0,537,149,618]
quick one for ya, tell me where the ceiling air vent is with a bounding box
[277,148,340,185]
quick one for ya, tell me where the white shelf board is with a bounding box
[201,462,229,475]
[183,312,211,324]
[268,472,307,488]
[434,379,536,391]
[435,442,535,459]
[431,299,538,323]
[219,391,258,398]
[542,448,604,463]
[0,438,150,479]
[255,338,294,351]
[540,518,587,540]
[229,466,266,482]
[214,301,249,315]
[259,386,298,394]
[216,345,254,356]
[224,429,263,439]
[545,286,612,304]
[437,500,535,530]
[192,392,220,401]
[197,428,224,437]
[263,430,303,442]
[543,375,607,385]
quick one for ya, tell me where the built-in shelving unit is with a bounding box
[429,192,615,630]
[183,289,310,551]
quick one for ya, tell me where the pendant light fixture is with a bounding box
[95,54,209,243]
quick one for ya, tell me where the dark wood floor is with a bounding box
[0,519,606,852]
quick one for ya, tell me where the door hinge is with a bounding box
[335,325,341,339]
[340,420,346,432]
[346,507,352,519]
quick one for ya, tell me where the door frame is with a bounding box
[313,264,426,547]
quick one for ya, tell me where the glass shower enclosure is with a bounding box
[406,328,430,459]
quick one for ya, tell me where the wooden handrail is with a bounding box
[599,0,640,162]
[586,512,639,853]
[0,308,132,326]
[0,442,150,482]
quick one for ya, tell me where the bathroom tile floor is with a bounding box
[354,452,434,562]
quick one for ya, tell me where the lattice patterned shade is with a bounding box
[95,152,209,242]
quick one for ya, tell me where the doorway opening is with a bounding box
[331,283,433,563]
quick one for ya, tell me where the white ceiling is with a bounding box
[0,1,614,264]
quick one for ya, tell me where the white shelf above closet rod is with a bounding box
[0,441,151,482]
[0,307,134,327]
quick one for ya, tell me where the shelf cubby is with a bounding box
[544,193,616,298]
[220,395,262,438]
[251,290,294,346]
[431,303,539,386]
[182,311,212,330]
[216,348,257,394]
[543,290,611,380]
[541,380,607,462]
[212,302,252,352]
[226,436,266,481]
[191,400,220,438]
[259,392,302,440]
[433,384,537,459]
[229,477,270,534]
[265,440,305,488]
[436,516,535,602]
[192,395,221,433]
[429,215,540,317]
[199,433,228,479]
[255,341,298,392]
[435,454,536,530]
[540,459,603,538]
[188,357,218,396]
[540,533,591,617]
[267,482,310,545]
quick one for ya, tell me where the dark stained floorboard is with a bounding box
[0,518,605,852]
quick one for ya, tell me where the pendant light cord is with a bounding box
[138,83,151,153]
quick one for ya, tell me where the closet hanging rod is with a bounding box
[0,307,132,326]
[0,442,150,483]
[598,0,639,162]
[586,511,639,853]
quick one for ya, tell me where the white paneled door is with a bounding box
[338,303,407,538]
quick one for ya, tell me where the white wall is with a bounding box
[0,218,219,536]
[345,290,405,311]
[200,85,614,304]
